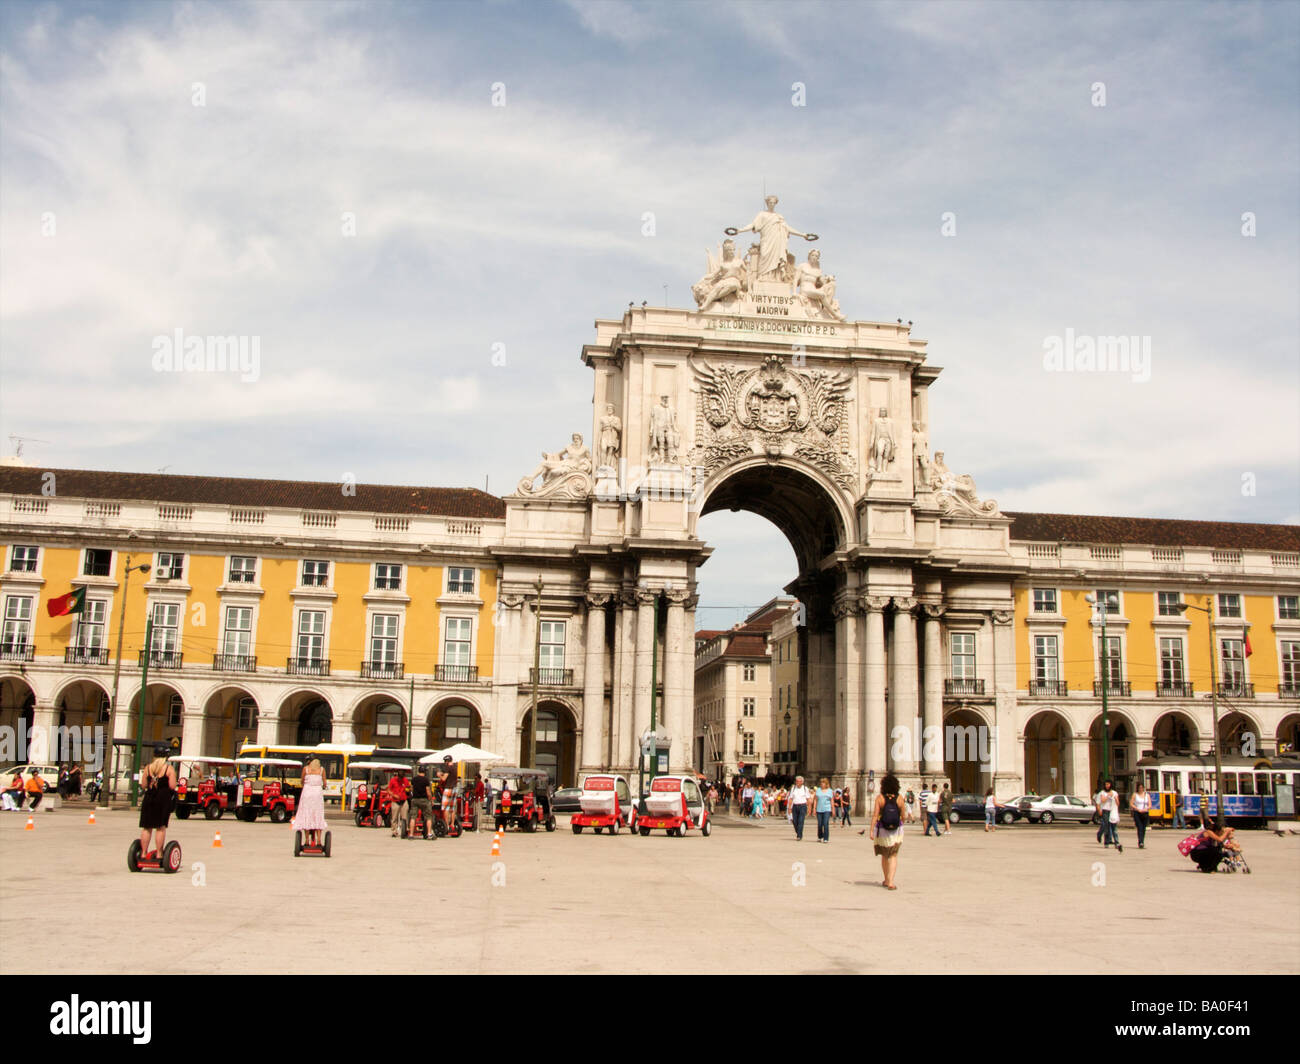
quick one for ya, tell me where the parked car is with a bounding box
[551,787,583,814]
[1019,794,1097,824]
[949,793,1022,825]
[1,764,61,793]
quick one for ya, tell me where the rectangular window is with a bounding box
[1095,590,1120,615]
[1157,591,1183,617]
[539,621,565,671]
[1033,635,1059,683]
[156,553,184,580]
[1032,588,1057,613]
[1159,638,1185,684]
[374,563,402,590]
[1283,642,1300,687]
[742,733,755,757]
[151,602,180,654]
[1220,638,1245,685]
[743,697,756,717]
[375,705,402,737]
[237,697,256,730]
[228,556,257,583]
[9,546,38,572]
[83,549,113,577]
[1217,593,1241,619]
[2,596,33,649]
[75,599,109,652]
[1279,595,1300,621]
[370,614,399,664]
[447,567,475,593]
[444,617,472,666]
[743,662,756,682]
[297,611,326,661]
[223,607,252,657]
[950,633,976,679]
[167,694,182,727]
[1099,635,1123,684]
[301,560,329,587]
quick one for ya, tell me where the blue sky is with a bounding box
[2,0,1297,625]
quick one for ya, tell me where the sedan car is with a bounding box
[1019,794,1097,824]
[551,787,583,814]
[948,793,1023,825]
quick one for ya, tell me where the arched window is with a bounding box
[167,693,183,726]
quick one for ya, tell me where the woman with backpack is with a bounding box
[870,773,905,890]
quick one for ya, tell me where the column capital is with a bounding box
[859,594,891,613]
[683,593,700,611]
[832,598,863,619]
[498,593,526,610]
[990,609,1014,625]
[663,588,691,606]
[892,596,918,613]
[635,588,659,606]
[922,604,947,620]
[584,591,613,609]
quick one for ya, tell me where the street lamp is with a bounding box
[1084,592,1118,789]
[1171,595,1225,831]
[101,556,150,809]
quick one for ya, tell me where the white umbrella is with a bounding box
[419,743,505,765]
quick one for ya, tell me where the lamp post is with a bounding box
[1084,592,1117,789]
[528,577,543,775]
[101,556,150,809]
[1173,595,1225,831]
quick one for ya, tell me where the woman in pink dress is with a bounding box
[293,758,328,846]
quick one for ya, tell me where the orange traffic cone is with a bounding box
[212,831,223,848]
[490,831,501,857]
[87,812,96,825]
[24,816,34,831]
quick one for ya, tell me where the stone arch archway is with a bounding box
[276,691,333,746]
[1024,709,1074,795]
[1090,709,1140,792]
[201,686,258,757]
[521,700,578,786]
[1218,710,1262,757]
[1278,713,1300,755]
[348,691,407,749]
[942,705,992,794]
[1,676,35,759]
[126,682,186,748]
[1153,711,1199,755]
[54,679,111,762]
[426,698,484,750]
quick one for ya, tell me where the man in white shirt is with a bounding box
[788,776,811,841]
[925,785,942,836]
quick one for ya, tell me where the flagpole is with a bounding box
[101,555,149,809]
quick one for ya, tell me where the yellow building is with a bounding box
[0,466,504,764]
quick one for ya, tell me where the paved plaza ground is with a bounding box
[5,803,1297,974]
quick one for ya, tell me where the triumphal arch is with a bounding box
[494,197,1020,796]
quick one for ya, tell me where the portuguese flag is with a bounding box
[47,587,87,618]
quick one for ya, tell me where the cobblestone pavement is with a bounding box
[5,805,1296,974]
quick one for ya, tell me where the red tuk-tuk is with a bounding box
[169,756,237,820]
[232,757,299,823]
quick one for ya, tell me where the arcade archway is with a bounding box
[520,701,577,786]
[1024,710,1072,795]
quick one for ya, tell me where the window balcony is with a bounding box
[1027,680,1068,697]
[529,667,575,687]
[1093,681,1131,698]
[213,654,257,673]
[0,643,34,663]
[287,657,330,677]
[1216,682,1254,699]
[1156,681,1193,698]
[434,664,479,684]
[361,661,404,680]
[1279,684,1300,699]
[944,678,985,696]
[139,650,183,670]
[65,647,110,665]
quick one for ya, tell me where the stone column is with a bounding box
[181,708,205,757]
[255,711,279,747]
[1069,732,1091,797]
[332,715,354,745]
[29,701,59,763]
[684,593,699,773]
[632,588,657,759]
[662,590,690,772]
[613,592,638,770]
[991,608,1017,789]
[834,598,862,778]
[922,605,946,776]
[493,593,525,764]
[861,596,890,786]
[890,597,919,775]
[581,592,610,772]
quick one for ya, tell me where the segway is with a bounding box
[127,839,183,873]
[293,830,332,857]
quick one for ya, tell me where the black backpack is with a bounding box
[878,794,901,830]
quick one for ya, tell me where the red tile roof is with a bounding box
[1006,511,1299,552]
[0,466,505,520]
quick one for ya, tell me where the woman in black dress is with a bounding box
[138,746,178,855]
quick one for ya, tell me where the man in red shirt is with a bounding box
[387,773,410,838]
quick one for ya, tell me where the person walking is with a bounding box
[870,773,905,890]
[814,778,834,843]
[1172,785,1185,828]
[839,784,853,828]
[905,787,916,824]
[1130,782,1151,849]
[1093,783,1107,843]
[137,746,177,857]
[741,780,754,818]
[409,766,436,840]
[939,784,953,835]
[387,772,410,838]
[924,785,942,837]
[983,788,997,832]
[787,775,811,841]
[1098,779,1123,852]
[292,757,328,848]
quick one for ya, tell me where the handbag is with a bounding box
[1176,833,1201,856]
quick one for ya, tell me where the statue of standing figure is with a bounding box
[598,403,622,468]
[913,420,931,488]
[867,408,896,476]
[648,395,680,464]
[725,195,817,283]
